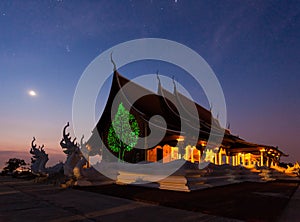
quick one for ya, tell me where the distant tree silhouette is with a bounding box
[2,158,26,175]
[108,102,140,161]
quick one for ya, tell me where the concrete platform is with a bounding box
[77,180,299,221]
[279,184,300,221]
[0,177,240,222]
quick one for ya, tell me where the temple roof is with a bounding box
[88,70,287,156]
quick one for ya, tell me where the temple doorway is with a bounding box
[157,147,163,161]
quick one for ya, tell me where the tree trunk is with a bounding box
[122,149,126,161]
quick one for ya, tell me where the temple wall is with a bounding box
[145,143,280,169]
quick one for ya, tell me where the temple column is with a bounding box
[248,155,252,166]
[260,151,264,166]
[219,151,222,165]
[226,155,230,164]
[185,146,189,161]
[145,151,147,162]
[144,125,148,161]
[242,154,245,166]
[191,147,194,163]
[179,142,183,159]
[267,157,269,167]
[198,150,201,163]
[214,153,218,165]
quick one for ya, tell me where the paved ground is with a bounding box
[279,184,300,222]
[0,177,299,222]
[76,180,300,221]
[0,177,240,222]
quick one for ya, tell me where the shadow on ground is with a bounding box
[75,181,299,222]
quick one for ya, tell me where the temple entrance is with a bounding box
[157,148,163,161]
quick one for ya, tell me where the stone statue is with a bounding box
[286,161,300,176]
[59,122,112,185]
[30,137,48,175]
[60,122,82,177]
[30,137,63,176]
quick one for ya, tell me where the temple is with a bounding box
[87,70,287,168]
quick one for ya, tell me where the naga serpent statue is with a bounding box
[60,122,83,177]
[60,122,112,184]
[30,137,63,176]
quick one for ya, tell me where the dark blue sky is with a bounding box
[0,0,299,164]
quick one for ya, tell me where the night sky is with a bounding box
[0,0,299,167]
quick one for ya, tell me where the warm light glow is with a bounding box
[86,144,92,151]
[176,136,184,142]
[171,147,179,160]
[204,149,215,162]
[28,90,37,96]
[200,140,207,147]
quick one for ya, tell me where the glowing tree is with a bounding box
[108,102,140,161]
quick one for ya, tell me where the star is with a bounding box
[66,45,71,53]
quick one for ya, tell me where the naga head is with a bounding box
[80,134,90,157]
[60,122,81,156]
[30,137,48,160]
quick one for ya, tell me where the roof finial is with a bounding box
[172,75,177,92]
[156,70,161,85]
[227,122,231,130]
[110,52,117,72]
